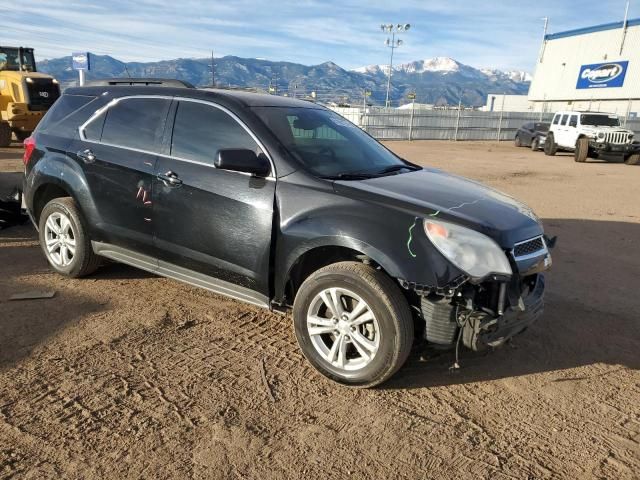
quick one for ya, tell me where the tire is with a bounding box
[292,261,414,388]
[625,153,640,165]
[514,135,522,147]
[38,197,100,278]
[531,137,540,151]
[544,134,557,156]
[0,122,11,148]
[574,137,589,163]
[13,131,30,143]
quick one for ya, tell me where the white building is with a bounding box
[481,94,533,112]
[528,17,640,116]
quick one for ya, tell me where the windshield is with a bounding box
[580,114,619,127]
[252,106,417,178]
[0,47,36,72]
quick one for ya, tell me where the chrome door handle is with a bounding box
[157,170,183,187]
[77,148,96,164]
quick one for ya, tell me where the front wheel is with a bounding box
[0,122,11,147]
[38,197,101,277]
[531,137,540,151]
[293,262,414,388]
[574,137,589,162]
[544,134,557,156]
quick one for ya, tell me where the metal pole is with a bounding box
[539,17,549,63]
[211,51,215,87]
[454,99,462,141]
[409,97,415,141]
[78,69,86,86]
[620,0,630,55]
[385,32,395,108]
[497,94,505,140]
[362,89,368,133]
[625,98,632,126]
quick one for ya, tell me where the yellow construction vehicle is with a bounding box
[0,46,60,147]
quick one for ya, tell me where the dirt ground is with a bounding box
[1,140,638,479]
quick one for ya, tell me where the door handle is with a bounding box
[77,148,96,164]
[157,170,183,187]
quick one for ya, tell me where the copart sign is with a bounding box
[576,61,628,89]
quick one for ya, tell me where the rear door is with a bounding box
[73,96,172,253]
[152,99,276,296]
[555,114,570,147]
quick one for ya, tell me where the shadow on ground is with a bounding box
[1,217,639,386]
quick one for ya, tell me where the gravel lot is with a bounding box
[1,140,639,479]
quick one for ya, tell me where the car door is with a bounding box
[152,99,276,296]
[555,114,570,147]
[522,123,533,145]
[74,96,172,254]
[566,114,579,147]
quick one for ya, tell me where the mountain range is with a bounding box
[38,54,530,107]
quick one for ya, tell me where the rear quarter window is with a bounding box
[552,115,560,125]
[36,94,96,133]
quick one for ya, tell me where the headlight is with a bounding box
[25,77,33,83]
[597,132,605,139]
[424,219,512,279]
[52,78,59,84]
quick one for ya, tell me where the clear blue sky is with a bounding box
[2,0,638,71]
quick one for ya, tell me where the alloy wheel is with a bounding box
[44,211,76,267]
[306,287,380,371]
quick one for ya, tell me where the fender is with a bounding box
[25,148,101,234]
[273,178,464,301]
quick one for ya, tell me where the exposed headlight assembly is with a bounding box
[424,219,512,280]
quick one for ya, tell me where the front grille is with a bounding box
[25,78,61,111]
[604,131,631,145]
[513,236,545,258]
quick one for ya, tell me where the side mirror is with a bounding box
[215,149,271,178]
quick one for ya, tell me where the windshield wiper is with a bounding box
[375,164,420,175]
[321,172,379,180]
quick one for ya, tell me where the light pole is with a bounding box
[381,23,410,107]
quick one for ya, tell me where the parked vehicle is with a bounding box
[23,84,553,387]
[514,122,549,151]
[544,111,640,164]
[0,46,61,146]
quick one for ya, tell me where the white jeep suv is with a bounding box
[544,111,640,165]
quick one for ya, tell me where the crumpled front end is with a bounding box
[402,234,552,352]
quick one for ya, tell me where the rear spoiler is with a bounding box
[83,78,194,88]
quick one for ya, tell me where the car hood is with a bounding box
[581,125,632,134]
[334,168,543,247]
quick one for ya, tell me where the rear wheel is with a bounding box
[514,135,522,147]
[38,197,100,278]
[544,134,557,156]
[625,153,640,165]
[0,122,11,148]
[293,261,414,388]
[574,137,589,163]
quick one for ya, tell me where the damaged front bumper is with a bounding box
[401,238,551,353]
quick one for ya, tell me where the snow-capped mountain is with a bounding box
[39,54,530,107]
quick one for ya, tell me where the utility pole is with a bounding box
[210,51,215,87]
[381,23,410,107]
[539,17,549,63]
[620,0,630,54]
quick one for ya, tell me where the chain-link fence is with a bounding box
[330,106,640,141]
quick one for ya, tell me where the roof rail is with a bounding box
[83,78,194,88]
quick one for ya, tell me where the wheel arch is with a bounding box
[276,237,406,306]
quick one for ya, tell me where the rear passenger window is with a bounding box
[561,114,569,125]
[568,115,578,127]
[100,98,171,152]
[171,101,260,164]
[552,115,560,125]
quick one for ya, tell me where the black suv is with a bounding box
[23,85,552,387]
